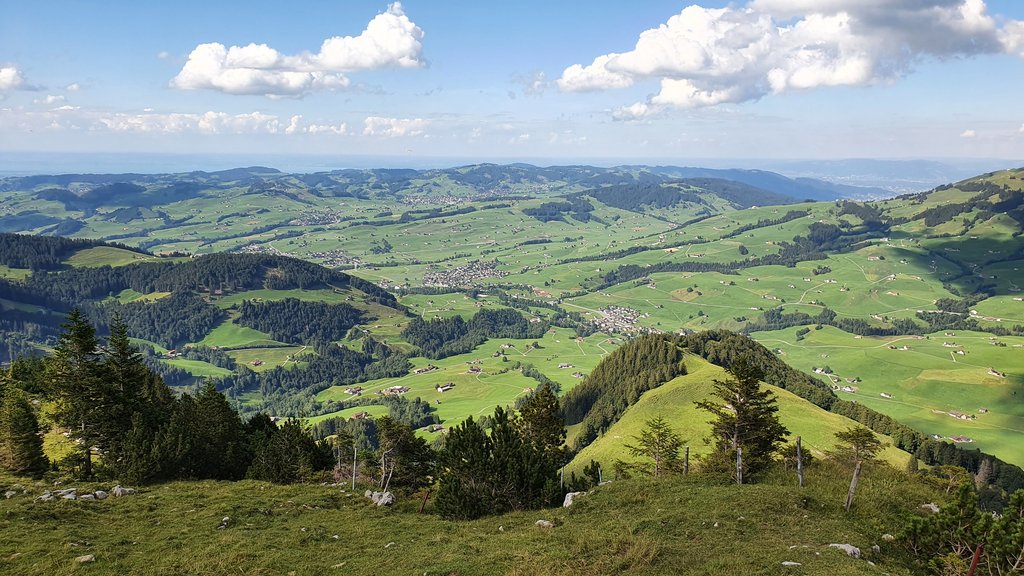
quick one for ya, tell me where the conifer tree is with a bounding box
[435,416,493,520]
[100,315,152,462]
[247,419,332,484]
[517,382,566,466]
[47,308,107,478]
[696,356,788,482]
[0,387,48,477]
[617,416,684,478]
[193,382,250,480]
[374,416,433,492]
[831,426,883,465]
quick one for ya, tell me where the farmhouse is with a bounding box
[948,411,974,421]
[414,365,438,375]
[558,363,575,369]
[380,386,410,396]
[436,383,456,393]
[344,387,363,396]
[350,411,371,421]
[880,392,893,399]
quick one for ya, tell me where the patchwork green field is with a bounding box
[751,326,1024,463]
[1,164,1022,469]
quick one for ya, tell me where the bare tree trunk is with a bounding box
[736,447,743,485]
[81,421,92,479]
[382,461,395,493]
[796,436,804,488]
[844,460,862,512]
[967,544,983,576]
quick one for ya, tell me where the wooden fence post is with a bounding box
[419,489,431,514]
[736,447,743,485]
[844,461,862,512]
[796,436,805,488]
[684,447,689,476]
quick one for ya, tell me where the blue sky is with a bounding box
[2,1,1024,163]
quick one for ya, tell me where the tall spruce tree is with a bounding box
[100,315,152,466]
[193,382,250,480]
[517,382,566,466]
[47,308,107,478]
[0,387,48,477]
[695,356,788,482]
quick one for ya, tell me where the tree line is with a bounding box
[0,232,147,271]
[236,298,365,345]
[401,307,547,359]
[561,334,687,451]
[0,312,570,522]
[0,311,332,484]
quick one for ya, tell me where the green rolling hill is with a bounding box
[0,164,1021,472]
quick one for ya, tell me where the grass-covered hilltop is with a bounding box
[2,163,1024,574]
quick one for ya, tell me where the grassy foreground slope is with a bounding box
[0,464,935,576]
[568,355,911,475]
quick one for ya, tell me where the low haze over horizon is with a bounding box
[3,1,1024,162]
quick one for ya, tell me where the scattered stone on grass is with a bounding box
[563,491,586,507]
[829,543,861,559]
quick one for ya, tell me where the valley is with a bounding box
[1,163,1023,471]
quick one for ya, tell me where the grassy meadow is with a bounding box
[0,460,939,576]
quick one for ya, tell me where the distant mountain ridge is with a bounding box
[0,163,883,203]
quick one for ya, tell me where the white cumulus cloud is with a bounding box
[284,114,349,135]
[559,0,1024,116]
[960,129,977,138]
[362,116,429,137]
[171,3,424,97]
[0,66,27,90]
[95,110,285,134]
[34,95,66,105]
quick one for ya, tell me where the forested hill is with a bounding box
[0,237,406,383]
[0,233,150,270]
[564,331,1024,496]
